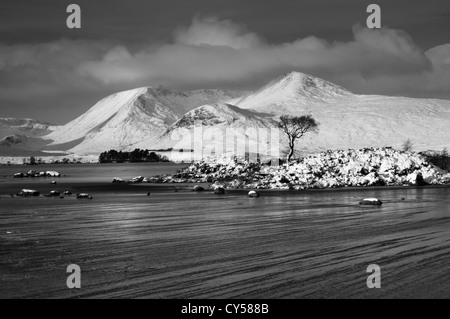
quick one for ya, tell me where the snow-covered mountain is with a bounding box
[0,118,59,156]
[2,71,449,158]
[165,103,273,131]
[230,71,351,114]
[0,118,57,139]
[44,87,240,154]
[230,71,450,153]
[135,103,276,158]
[0,134,57,156]
[141,71,450,157]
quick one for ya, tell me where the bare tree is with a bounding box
[278,115,319,162]
[402,139,414,152]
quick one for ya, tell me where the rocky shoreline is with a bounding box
[147,148,450,190]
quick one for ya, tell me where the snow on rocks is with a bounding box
[129,176,144,183]
[76,193,93,199]
[13,171,61,178]
[248,190,260,198]
[359,198,383,206]
[46,171,61,177]
[48,190,60,197]
[18,189,40,197]
[193,185,205,192]
[168,147,449,190]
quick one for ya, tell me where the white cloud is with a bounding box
[173,16,264,49]
[77,19,436,89]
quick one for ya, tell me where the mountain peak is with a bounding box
[229,71,352,114]
[264,71,351,98]
[43,86,241,154]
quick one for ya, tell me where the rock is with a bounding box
[443,173,450,183]
[214,186,225,194]
[248,190,260,198]
[415,173,427,186]
[49,190,60,197]
[112,177,125,183]
[130,176,144,183]
[51,181,57,184]
[13,173,24,178]
[76,193,93,200]
[46,171,60,177]
[359,198,383,206]
[193,185,205,192]
[63,191,72,195]
[18,189,40,197]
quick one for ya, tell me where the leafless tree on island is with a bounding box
[278,114,319,162]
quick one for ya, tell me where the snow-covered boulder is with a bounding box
[76,193,93,199]
[359,198,383,206]
[193,185,205,192]
[248,190,260,198]
[129,176,144,183]
[46,171,60,177]
[18,189,40,197]
[214,186,225,194]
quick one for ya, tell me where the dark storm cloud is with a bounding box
[2,0,450,47]
[0,1,450,123]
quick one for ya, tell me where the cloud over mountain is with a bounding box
[173,16,265,49]
[1,17,450,123]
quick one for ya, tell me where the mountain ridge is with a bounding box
[43,86,241,154]
[1,71,450,157]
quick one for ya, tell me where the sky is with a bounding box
[1,0,450,124]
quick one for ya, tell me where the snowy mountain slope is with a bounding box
[0,118,58,139]
[136,103,270,149]
[0,134,58,156]
[230,71,450,153]
[229,72,352,114]
[130,103,276,160]
[0,118,60,156]
[44,87,240,154]
[165,103,274,130]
